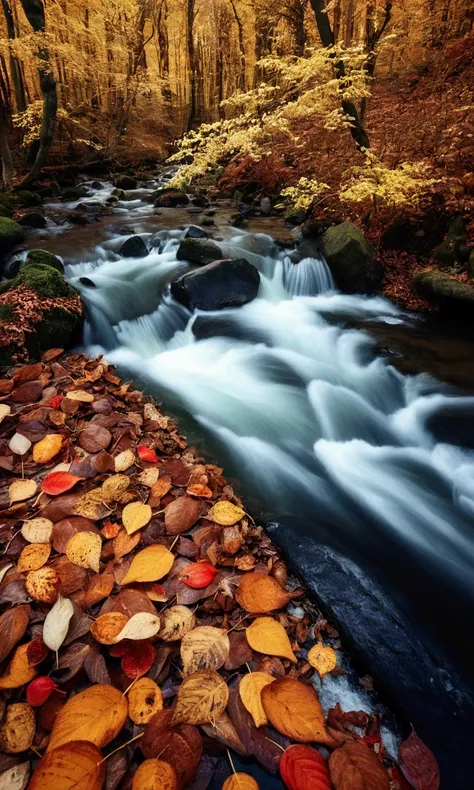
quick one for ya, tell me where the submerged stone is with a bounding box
[171,258,260,311]
[320,221,383,293]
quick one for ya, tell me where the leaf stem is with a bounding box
[99,732,144,764]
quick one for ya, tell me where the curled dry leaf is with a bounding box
[0,762,30,790]
[164,495,202,535]
[245,617,297,663]
[137,445,160,463]
[121,544,174,584]
[65,390,95,402]
[90,612,129,645]
[223,775,259,790]
[261,677,332,745]
[178,561,219,589]
[41,472,81,496]
[207,500,245,526]
[114,449,135,472]
[9,479,38,504]
[172,668,229,726]
[186,483,213,498]
[17,543,51,572]
[33,434,63,464]
[160,605,196,642]
[122,501,152,535]
[180,625,230,675]
[0,703,35,754]
[0,643,38,689]
[280,745,331,790]
[101,474,130,503]
[239,672,274,728]
[128,678,163,724]
[329,741,391,790]
[398,726,440,790]
[29,741,105,790]
[132,759,177,790]
[47,684,128,751]
[66,531,102,573]
[21,517,53,544]
[307,644,337,677]
[113,612,161,642]
[235,572,297,614]
[43,595,75,653]
[25,567,60,604]
[9,433,31,455]
[0,403,11,423]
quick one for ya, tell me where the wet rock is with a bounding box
[112,188,125,199]
[19,212,46,229]
[154,189,189,208]
[184,225,208,240]
[413,269,474,318]
[114,175,137,190]
[468,250,474,280]
[192,194,209,208]
[79,277,96,288]
[16,190,42,207]
[0,193,14,216]
[432,216,467,268]
[176,237,222,265]
[67,212,89,226]
[201,218,215,227]
[26,249,63,272]
[0,217,26,256]
[0,204,11,218]
[231,215,247,228]
[90,181,104,190]
[187,207,203,215]
[61,186,90,200]
[206,209,217,216]
[320,222,383,294]
[120,235,148,258]
[285,207,306,226]
[171,258,260,311]
[260,197,272,215]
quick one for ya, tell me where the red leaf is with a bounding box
[52,395,63,409]
[120,641,156,679]
[178,561,219,589]
[41,471,81,496]
[399,727,440,790]
[26,676,58,706]
[27,637,49,666]
[281,745,331,790]
[138,445,159,463]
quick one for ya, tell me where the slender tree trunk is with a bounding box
[1,0,27,111]
[0,99,13,188]
[187,0,196,130]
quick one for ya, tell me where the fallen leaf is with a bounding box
[280,744,331,790]
[132,759,177,790]
[137,468,159,487]
[78,425,112,453]
[43,594,75,654]
[172,669,229,726]
[137,445,160,463]
[47,684,128,751]
[66,531,102,573]
[261,677,332,745]
[245,618,297,663]
[181,626,230,675]
[236,572,297,614]
[329,741,391,789]
[17,543,51,572]
[27,676,58,707]
[186,483,213,498]
[178,561,219,589]
[41,472,81,496]
[91,612,129,645]
[141,709,203,785]
[9,433,31,455]
[74,489,111,521]
[27,637,49,666]
[239,672,274,728]
[0,605,30,663]
[223,775,259,790]
[9,479,38,505]
[113,528,141,559]
[164,495,202,535]
[150,475,172,500]
[101,474,130,503]
[307,644,337,677]
[128,678,163,724]
[114,449,135,472]
[121,544,174,584]
[29,741,105,790]
[0,643,38,689]
[0,404,11,424]
[398,727,440,790]
[227,680,281,775]
[13,362,42,383]
[25,567,60,604]
[65,390,95,402]
[201,711,247,755]
[160,605,196,642]
[113,612,161,642]
[33,434,63,464]
[0,703,36,753]
[0,762,29,790]
[122,501,152,535]
[207,501,245,526]
[0,562,12,584]
[21,517,53,544]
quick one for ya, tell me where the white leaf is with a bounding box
[0,404,12,424]
[21,518,53,544]
[9,479,38,504]
[113,612,161,643]
[0,563,13,584]
[42,595,74,652]
[8,433,31,456]
[0,762,30,790]
[114,449,135,472]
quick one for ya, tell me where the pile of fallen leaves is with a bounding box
[0,351,439,790]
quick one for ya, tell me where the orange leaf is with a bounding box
[245,617,297,663]
[33,434,63,464]
[137,445,160,463]
[261,677,332,744]
[47,684,128,751]
[178,561,218,589]
[29,741,105,790]
[132,758,177,790]
[235,572,297,614]
[239,672,274,728]
[41,472,81,496]
[223,774,259,790]
[280,744,331,790]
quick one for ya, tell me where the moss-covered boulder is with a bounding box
[432,216,467,269]
[0,205,11,218]
[61,186,90,200]
[0,193,15,214]
[114,175,137,190]
[320,222,383,294]
[176,238,222,265]
[26,249,63,272]
[413,269,474,318]
[0,217,26,256]
[13,263,71,298]
[16,190,42,208]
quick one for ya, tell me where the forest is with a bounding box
[0,2,474,790]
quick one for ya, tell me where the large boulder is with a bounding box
[16,190,42,207]
[184,225,208,240]
[61,186,90,200]
[413,269,474,318]
[19,213,47,229]
[0,218,26,257]
[176,237,222,265]
[114,175,137,190]
[26,249,63,272]
[320,221,383,294]
[171,258,260,311]
[432,216,468,268]
[120,235,148,258]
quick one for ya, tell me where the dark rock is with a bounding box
[187,208,203,215]
[206,209,217,216]
[413,269,474,318]
[238,202,255,219]
[16,190,42,207]
[302,218,325,238]
[285,208,307,226]
[192,194,209,208]
[120,235,148,258]
[426,402,474,449]
[66,212,89,226]
[320,222,383,293]
[381,212,448,256]
[154,189,189,208]
[176,237,222,265]
[184,225,208,240]
[0,218,26,256]
[0,204,11,218]
[231,215,247,228]
[61,186,90,200]
[106,196,119,205]
[266,523,474,790]
[468,250,474,280]
[26,249,63,272]
[0,193,14,215]
[201,218,215,227]
[19,212,46,229]
[432,216,466,269]
[114,175,137,190]
[260,197,272,215]
[90,181,104,190]
[79,277,96,288]
[171,258,260,311]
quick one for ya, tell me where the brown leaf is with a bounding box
[51,516,99,555]
[13,363,43,384]
[91,612,129,645]
[329,741,391,790]
[100,589,157,618]
[84,568,115,606]
[25,567,60,604]
[398,727,440,790]
[201,711,247,756]
[164,496,202,535]
[172,669,229,726]
[141,709,202,788]
[225,631,253,671]
[11,381,43,403]
[78,425,112,453]
[227,679,281,775]
[0,605,30,663]
[180,626,230,675]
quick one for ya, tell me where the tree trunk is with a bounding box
[1,0,27,112]
[187,0,196,130]
[0,99,13,188]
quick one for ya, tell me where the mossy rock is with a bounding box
[61,186,90,200]
[16,190,43,207]
[0,217,26,256]
[432,216,466,269]
[320,221,383,294]
[413,269,474,318]
[0,193,15,213]
[12,263,71,298]
[114,175,137,190]
[106,196,119,205]
[112,189,125,199]
[26,249,63,272]
[0,205,12,218]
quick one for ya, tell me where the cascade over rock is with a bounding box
[320,222,384,293]
[171,258,260,311]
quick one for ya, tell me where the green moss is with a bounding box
[13,263,72,298]
[432,216,466,269]
[16,190,42,207]
[61,186,89,200]
[0,193,15,212]
[0,204,12,218]
[26,249,63,272]
[0,217,26,254]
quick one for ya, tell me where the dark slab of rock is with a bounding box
[184,225,209,240]
[176,237,222,265]
[120,235,148,258]
[320,222,383,293]
[266,521,474,790]
[413,269,474,318]
[114,175,137,190]
[192,194,209,208]
[171,258,260,311]
[61,186,90,200]
[19,212,46,229]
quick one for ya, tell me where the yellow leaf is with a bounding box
[132,759,177,790]
[121,544,174,585]
[66,531,102,573]
[0,643,38,689]
[65,390,94,403]
[25,567,59,604]
[29,741,105,790]
[21,517,53,544]
[47,685,128,751]
[0,404,11,424]
[114,449,135,472]
[207,500,245,526]
[180,626,229,675]
[0,703,36,753]
[9,479,37,505]
[74,489,110,521]
[101,474,130,503]
[128,678,163,725]
[137,468,159,487]
[122,501,152,535]
[172,669,228,726]
[239,672,274,728]
[307,644,337,677]
[261,677,331,744]
[17,543,51,572]
[223,775,260,790]
[160,605,196,642]
[33,434,63,464]
[245,617,297,663]
[90,612,129,645]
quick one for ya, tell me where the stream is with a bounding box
[15,175,474,785]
